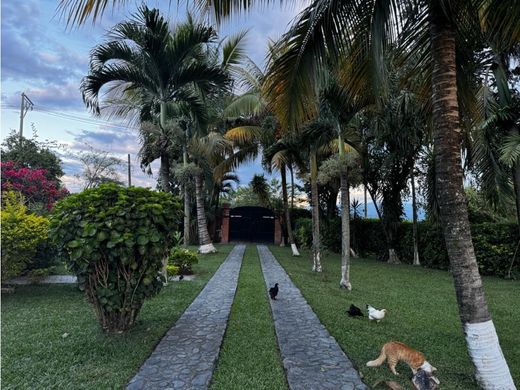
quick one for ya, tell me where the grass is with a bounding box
[210,246,287,390]
[1,245,233,390]
[269,246,520,390]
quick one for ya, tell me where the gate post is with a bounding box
[274,216,282,245]
[221,203,230,243]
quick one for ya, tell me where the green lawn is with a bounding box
[211,246,287,390]
[269,246,520,390]
[1,245,233,390]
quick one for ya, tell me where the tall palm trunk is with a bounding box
[183,147,190,247]
[290,164,295,209]
[194,172,217,254]
[159,153,171,193]
[411,167,420,266]
[159,102,171,193]
[338,137,351,289]
[339,169,351,289]
[310,151,322,272]
[281,163,300,256]
[430,3,514,387]
[159,102,169,282]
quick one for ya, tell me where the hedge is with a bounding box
[293,217,519,278]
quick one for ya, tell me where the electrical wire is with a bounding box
[1,104,139,132]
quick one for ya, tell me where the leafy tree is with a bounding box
[1,130,64,183]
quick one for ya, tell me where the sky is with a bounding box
[0,0,421,219]
[1,0,307,189]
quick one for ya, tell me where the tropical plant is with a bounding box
[168,247,199,275]
[49,184,182,332]
[81,7,229,194]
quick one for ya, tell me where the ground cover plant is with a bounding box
[269,246,520,389]
[1,245,232,390]
[210,246,287,390]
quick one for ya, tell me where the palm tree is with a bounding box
[81,8,230,251]
[80,7,228,184]
[189,132,236,253]
[263,139,305,256]
[59,0,519,384]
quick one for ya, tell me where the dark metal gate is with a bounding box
[229,206,275,243]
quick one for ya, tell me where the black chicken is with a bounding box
[269,283,279,300]
[346,304,363,317]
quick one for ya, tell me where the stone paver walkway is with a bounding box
[127,245,245,390]
[257,245,367,390]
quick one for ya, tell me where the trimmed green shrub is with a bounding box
[168,247,198,275]
[295,215,519,278]
[49,184,182,333]
[1,191,49,281]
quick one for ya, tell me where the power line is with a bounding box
[1,104,140,132]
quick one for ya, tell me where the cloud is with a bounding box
[67,126,141,155]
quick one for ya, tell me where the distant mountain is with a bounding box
[358,201,424,221]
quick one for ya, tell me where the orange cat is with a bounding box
[366,341,437,376]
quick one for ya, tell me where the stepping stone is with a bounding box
[127,245,246,390]
[258,245,367,390]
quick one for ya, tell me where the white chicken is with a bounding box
[367,304,387,322]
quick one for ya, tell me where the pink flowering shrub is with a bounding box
[1,161,69,209]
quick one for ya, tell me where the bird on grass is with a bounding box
[346,304,364,317]
[269,283,279,300]
[367,304,387,322]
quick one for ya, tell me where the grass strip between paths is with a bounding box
[269,246,520,390]
[210,246,288,390]
[1,244,234,390]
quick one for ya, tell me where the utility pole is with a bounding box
[127,153,132,187]
[19,93,34,139]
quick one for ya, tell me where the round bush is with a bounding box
[50,184,181,332]
[168,247,198,275]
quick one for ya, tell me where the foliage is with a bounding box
[1,161,69,211]
[167,265,181,277]
[294,216,519,278]
[465,187,515,223]
[49,184,182,332]
[1,130,64,182]
[168,247,199,275]
[294,218,313,249]
[1,191,49,281]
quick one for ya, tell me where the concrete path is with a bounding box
[258,245,367,390]
[127,245,245,390]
